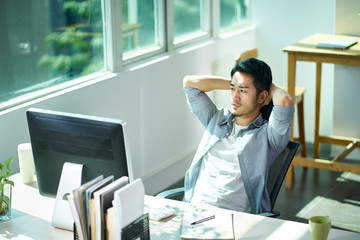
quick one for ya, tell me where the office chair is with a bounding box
[156,141,300,218]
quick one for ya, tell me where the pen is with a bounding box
[190,215,215,225]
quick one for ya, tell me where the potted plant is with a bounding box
[0,157,14,221]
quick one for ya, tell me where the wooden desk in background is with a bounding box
[283,33,360,188]
[3,173,360,239]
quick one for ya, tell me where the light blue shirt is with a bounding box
[183,86,295,214]
[191,122,251,212]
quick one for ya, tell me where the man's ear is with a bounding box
[258,90,269,104]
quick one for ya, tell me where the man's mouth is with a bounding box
[232,103,241,109]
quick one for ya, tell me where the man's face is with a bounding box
[230,72,262,120]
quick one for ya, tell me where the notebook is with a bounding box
[316,38,357,49]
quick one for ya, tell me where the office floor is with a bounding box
[274,144,360,233]
[159,144,360,233]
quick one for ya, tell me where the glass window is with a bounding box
[220,0,249,31]
[1,0,251,109]
[173,0,208,45]
[0,0,105,108]
[121,0,163,60]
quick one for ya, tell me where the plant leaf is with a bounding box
[6,180,14,187]
[4,157,14,170]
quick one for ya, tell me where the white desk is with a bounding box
[2,174,360,240]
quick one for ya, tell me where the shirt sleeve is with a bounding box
[184,86,218,128]
[267,105,295,152]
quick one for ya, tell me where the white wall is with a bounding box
[251,0,335,144]
[332,0,360,159]
[0,28,256,195]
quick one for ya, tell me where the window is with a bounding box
[220,0,249,32]
[121,0,164,61]
[0,0,105,108]
[0,0,249,110]
[173,0,210,45]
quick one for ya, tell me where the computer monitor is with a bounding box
[26,108,134,230]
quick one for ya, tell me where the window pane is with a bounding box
[122,0,160,58]
[173,0,205,43]
[220,0,249,31]
[0,0,105,106]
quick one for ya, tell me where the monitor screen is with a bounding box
[26,108,134,198]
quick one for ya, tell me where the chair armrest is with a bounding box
[258,211,280,218]
[156,187,185,199]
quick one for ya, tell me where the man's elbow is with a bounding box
[280,95,294,107]
[183,75,191,87]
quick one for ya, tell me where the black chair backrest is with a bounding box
[266,141,299,210]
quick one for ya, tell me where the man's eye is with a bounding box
[241,89,246,93]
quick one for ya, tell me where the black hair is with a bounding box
[230,58,272,96]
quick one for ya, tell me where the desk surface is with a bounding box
[2,174,360,240]
[283,33,360,57]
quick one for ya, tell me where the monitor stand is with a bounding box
[52,162,83,231]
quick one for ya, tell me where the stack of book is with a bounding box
[67,175,147,240]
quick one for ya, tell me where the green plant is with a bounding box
[0,157,14,216]
[38,0,104,77]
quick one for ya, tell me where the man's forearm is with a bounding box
[183,75,230,92]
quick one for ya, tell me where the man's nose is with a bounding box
[233,90,241,101]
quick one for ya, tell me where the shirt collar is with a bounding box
[250,113,265,128]
[219,112,264,129]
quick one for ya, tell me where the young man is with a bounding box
[183,58,294,214]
